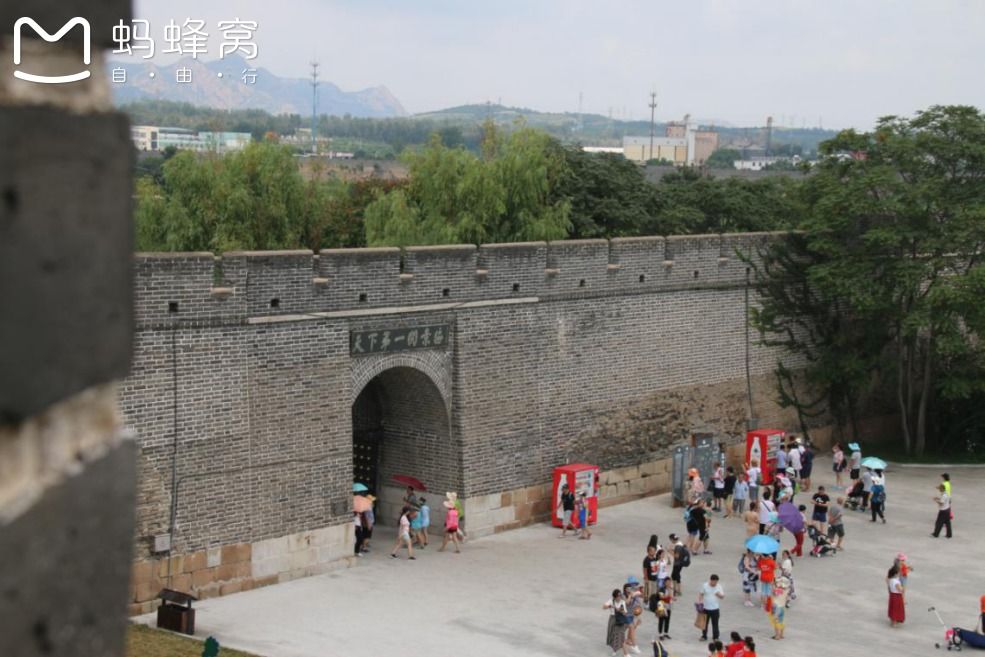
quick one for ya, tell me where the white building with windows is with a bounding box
[131,126,252,153]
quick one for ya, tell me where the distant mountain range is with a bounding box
[110,54,406,118]
[417,104,836,151]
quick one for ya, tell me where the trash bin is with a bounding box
[156,588,197,635]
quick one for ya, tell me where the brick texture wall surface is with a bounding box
[122,233,806,562]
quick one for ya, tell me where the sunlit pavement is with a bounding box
[136,458,985,657]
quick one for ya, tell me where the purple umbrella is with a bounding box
[777,502,804,534]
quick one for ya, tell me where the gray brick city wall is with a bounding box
[131,232,779,325]
[122,232,795,559]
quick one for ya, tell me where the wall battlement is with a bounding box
[133,232,785,326]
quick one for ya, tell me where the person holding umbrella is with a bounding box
[776,500,803,538]
[353,494,372,555]
[848,442,862,484]
[353,511,365,556]
[362,495,375,552]
[746,534,779,611]
[403,485,419,510]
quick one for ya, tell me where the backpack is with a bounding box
[653,639,669,657]
[677,545,691,568]
[648,593,660,612]
[871,484,886,504]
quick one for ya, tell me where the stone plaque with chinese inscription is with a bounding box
[350,325,450,356]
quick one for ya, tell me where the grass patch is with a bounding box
[127,623,262,657]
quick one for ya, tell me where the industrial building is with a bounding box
[622,115,719,166]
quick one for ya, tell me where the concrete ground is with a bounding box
[137,459,985,657]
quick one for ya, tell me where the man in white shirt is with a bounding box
[758,488,776,534]
[697,574,724,641]
[788,444,802,480]
[711,462,726,512]
[932,483,953,538]
[746,461,761,504]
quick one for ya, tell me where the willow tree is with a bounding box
[364,123,570,247]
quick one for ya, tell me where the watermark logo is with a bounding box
[13,17,91,84]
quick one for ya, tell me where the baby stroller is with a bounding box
[845,480,864,510]
[807,525,836,557]
[930,606,985,650]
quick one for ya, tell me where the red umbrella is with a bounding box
[392,474,427,491]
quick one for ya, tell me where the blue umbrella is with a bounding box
[861,457,887,470]
[352,482,369,492]
[745,534,780,554]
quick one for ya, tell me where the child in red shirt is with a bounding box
[758,554,776,610]
[725,631,745,657]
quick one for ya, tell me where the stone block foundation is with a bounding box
[128,524,353,616]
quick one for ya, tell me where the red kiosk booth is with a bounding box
[551,463,599,527]
[745,429,785,486]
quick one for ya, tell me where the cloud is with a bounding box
[131,0,985,129]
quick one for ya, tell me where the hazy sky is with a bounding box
[130,0,985,129]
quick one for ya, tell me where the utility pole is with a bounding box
[648,91,657,161]
[578,91,583,133]
[766,116,773,158]
[310,61,319,155]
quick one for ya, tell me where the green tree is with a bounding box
[751,106,985,455]
[705,148,740,169]
[653,171,801,234]
[554,146,658,238]
[135,142,339,251]
[364,127,570,246]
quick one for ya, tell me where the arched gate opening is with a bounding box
[351,366,456,524]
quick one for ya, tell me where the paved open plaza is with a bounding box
[136,459,984,657]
